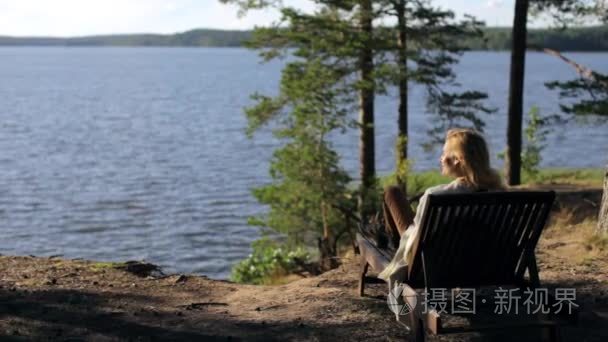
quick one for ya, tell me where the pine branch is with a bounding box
[537,47,605,85]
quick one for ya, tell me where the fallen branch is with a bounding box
[531,45,608,87]
[178,302,229,310]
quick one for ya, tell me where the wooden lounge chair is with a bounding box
[357,190,576,341]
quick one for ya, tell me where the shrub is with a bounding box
[230,238,311,285]
[521,106,548,181]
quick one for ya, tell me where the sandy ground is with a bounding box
[0,189,607,341]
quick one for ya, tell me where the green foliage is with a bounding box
[244,58,355,247]
[423,89,496,149]
[546,71,608,117]
[381,168,604,192]
[373,1,495,150]
[222,1,380,253]
[498,106,553,181]
[380,170,451,198]
[230,238,311,285]
[4,23,608,51]
[521,106,549,180]
[0,29,252,47]
[250,137,353,247]
[586,231,608,252]
[394,135,411,191]
[404,172,451,196]
[522,168,605,186]
[357,176,383,219]
[529,0,607,29]
[224,0,493,271]
[537,3,608,119]
[462,25,608,51]
[232,4,358,260]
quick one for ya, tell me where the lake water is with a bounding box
[0,47,606,279]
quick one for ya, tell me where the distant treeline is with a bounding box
[0,29,252,47]
[466,25,608,51]
[1,26,607,51]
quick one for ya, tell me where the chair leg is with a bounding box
[542,325,560,342]
[358,261,369,297]
[408,311,425,342]
[528,254,541,288]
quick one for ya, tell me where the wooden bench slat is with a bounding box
[356,191,559,341]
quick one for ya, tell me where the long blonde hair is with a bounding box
[445,128,504,190]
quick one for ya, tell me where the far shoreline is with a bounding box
[1,45,608,53]
[2,25,607,52]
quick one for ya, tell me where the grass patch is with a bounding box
[379,170,451,195]
[579,256,596,267]
[379,167,603,192]
[522,168,604,187]
[541,219,607,264]
[586,231,608,253]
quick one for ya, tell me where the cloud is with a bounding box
[0,0,322,36]
[0,0,197,36]
[485,0,505,9]
[165,1,178,12]
[0,0,525,37]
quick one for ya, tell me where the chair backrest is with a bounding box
[407,191,555,288]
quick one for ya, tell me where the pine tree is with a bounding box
[356,0,377,219]
[541,48,608,234]
[525,1,606,233]
[377,0,493,190]
[221,0,495,264]
[220,1,368,267]
[505,0,529,186]
[504,0,605,186]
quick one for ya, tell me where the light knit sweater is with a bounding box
[378,178,473,282]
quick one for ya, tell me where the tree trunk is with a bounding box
[505,0,529,186]
[318,202,338,271]
[358,0,376,221]
[598,165,608,234]
[319,201,337,270]
[318,237,338,271]
[396,0,408,194]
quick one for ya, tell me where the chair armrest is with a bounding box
[356,233,391,272]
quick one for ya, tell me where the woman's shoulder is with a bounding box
[426,178,472,195]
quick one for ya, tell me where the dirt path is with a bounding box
[0,254,411,341]
[1,240,606,341]
[0,190,607,341]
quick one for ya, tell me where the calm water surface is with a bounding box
[0,48,606,278]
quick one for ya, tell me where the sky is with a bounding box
[0,0,550,37]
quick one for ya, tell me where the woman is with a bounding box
[379,128,504,282]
